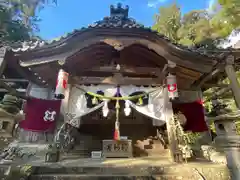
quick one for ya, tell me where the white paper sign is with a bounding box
[91,151,102,158]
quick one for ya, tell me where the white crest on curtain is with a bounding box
[120,85,165,126]
[67,85,117,127]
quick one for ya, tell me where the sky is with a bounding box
[37,0,214,40]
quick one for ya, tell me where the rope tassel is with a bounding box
[114,120,120,141]
[114,98,120,141]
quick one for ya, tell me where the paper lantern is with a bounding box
[124,101,131,116]
[55,69,69,99]
[92,97,98,105]
[166,73,178,100]
[102,100,109,117]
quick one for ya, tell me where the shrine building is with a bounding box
[0,4,239,161]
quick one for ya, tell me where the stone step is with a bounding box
[32,166,167,175]
[30,164,229,177]
[0,165,10,175]
[28,164,231,180]
[29,174,201,180]
[2,157,230,180]
[145,140,167,156]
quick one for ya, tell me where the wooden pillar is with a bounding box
[225,55,240,108]
[163,87,178,162]
[0,47,7,76]
[0,48,7,75]
[60,84,71,123]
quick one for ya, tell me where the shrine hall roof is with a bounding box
[3,4,240,90]
[9,3,236,60]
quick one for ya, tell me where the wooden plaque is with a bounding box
[102,139,132,158]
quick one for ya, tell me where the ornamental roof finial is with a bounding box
[110,3,129,18]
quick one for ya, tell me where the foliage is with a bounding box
[153,2,240,135]
[5,164,33,180]
[0,0,56,46]
[152,3,181,43]
[212,0,240,37]
[178,10,214,46]
[152,2,239,47]
[0,4,30,45]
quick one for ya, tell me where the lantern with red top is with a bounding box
[55,69,69,99]
[166,73,178,100]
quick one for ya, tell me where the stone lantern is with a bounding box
[211,100,240,180]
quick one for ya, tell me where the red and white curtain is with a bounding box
[19,98,61,132]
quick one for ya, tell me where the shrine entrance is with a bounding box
[77,101,164,158]
[0,3,239,179]
[3,4,218,163]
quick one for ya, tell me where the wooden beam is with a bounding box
[0,79,28,99]
[0,88,26,93]
[70,75,162,85]
[86,66,162,76]
[194,68,221,88]
[0,47,7,76]
[206,111,240,121]
[163,87,179,162]
[0,78,29,82]
[203,83,229,88]
[204,86,231,102]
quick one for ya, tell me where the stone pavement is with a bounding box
[27,155,230,180]
[0,142,231,180]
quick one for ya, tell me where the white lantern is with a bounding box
[148,98,154,112]
[124,101,131,116]
[166,73,178,100]
[102,101,109,117]
[55,69,69,99]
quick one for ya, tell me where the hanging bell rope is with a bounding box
[114,100,120,140]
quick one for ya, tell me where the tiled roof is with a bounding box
[89,16,144,29]
[9,4,237,60]
[10,17,147,53]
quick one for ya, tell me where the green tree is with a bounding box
[0,4,30,45]
[153,2,240,47]
[177,10,214,46]
[0,0,56,46]
[152,3,181,43]
[153,2,240,136]
[210,0,240,38]
[152,4,218,47]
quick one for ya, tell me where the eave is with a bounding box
[7,16,237,90]
[12,28,219,73]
